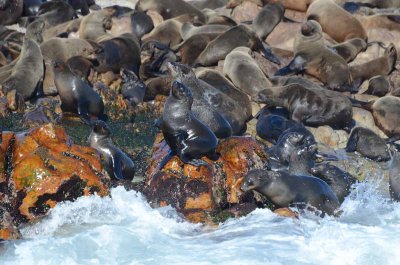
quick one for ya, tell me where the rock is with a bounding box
[0,207,21,241]
[144,134,268,223]
[93,82,131,120]
[4,124,109,223]
[274,208,299,219]
[307,126,349,149]
[231,1,262,22]
[23,98,62,127]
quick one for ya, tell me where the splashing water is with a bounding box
[0,176,399,265]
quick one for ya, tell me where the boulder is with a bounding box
[0,123,109,237]
[145,134,268,223]
[231,1,262,22]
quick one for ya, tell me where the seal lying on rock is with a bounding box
[346,127,390,162]
[88,120,135,181]
[157,80,219,170]
[241,169,341,216]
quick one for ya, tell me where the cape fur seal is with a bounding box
[51,60,106,123]
[275,20,354,92]
[88,120,135,181]
[346,127,390,162]
[157,80,219,170]
[241,169,341,216]
[306,0,367,42]
[1,37,43,100]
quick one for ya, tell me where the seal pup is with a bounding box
[224,46,273,98]
[168,63,233,138]
[241,169,341,216]
[253,83,353,129]
[350,43,397,87]
[255,107,300,144]
[252,2,286,40]
[306,0,367,42]
[88,120,135,181]
[1,37,44,100]
[267,126,316,169]
[311,164,357,203]
[120,68,147,107]
[51,60,106,124]
[195,24,280,67]
[157,80,219,171]
[346,127,390,162]
[275,20,353,92]
[362,75,390,96]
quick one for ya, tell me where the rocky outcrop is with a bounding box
[145,134,268,223]
[0,124,110,240]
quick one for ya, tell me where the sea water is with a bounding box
[1,175,400,265]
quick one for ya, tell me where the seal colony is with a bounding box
[0,0,400,227]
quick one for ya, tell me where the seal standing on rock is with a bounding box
[346,127,390,162]
[158,80,219,169]
[1,37,44,100]
[88,120,135,181]
[51,60,106,123]
[311,163,357,203]
[241,169,340,216]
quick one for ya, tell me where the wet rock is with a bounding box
[231,2,262,22]
[0,207,21,240]
[144,134,268,223]
[23,98,62,127]
[6,124,110,223]
[274,208,298,219]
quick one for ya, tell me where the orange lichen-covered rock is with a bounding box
[6,124,109,223]
[145,134,268,223]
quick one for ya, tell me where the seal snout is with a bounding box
[91,120,111,136]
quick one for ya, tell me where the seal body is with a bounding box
[1,38,44,100]
[160,80,219,166]
[224,46,272,98]
[253,83,353,129]
[253,2,285,40]
[276,20,353,92]
[88,120,135,181]
[371,96,400,139]
[241,169,340,216]
[364,75,390,97]
[168,62,232,138]
[390,150,400,201]
[346,127,390,162]
[256,107,299,144]
[331,38,367,63]
[311,164,357,203]
[0,0,23,25]
[120,68,147,106]
[306,0,367,42]
[51,60,106,123]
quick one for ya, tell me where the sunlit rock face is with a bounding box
[145,134,268,223]
[0,124,110,240]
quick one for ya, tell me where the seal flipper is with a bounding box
[150,150,174,184]
[77,103,92,125]
[111,156,124,180]
[345,130,359,152]
[275,56,306,76]
[260,46,281,65]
